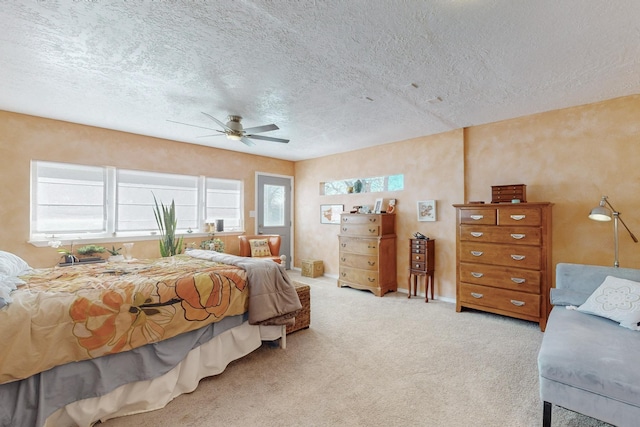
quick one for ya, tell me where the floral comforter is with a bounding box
[0,255,249,385]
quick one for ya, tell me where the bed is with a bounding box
[0,249,301,427]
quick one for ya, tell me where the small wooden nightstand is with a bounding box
[408,238,435,302]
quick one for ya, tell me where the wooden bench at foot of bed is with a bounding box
[287,282,310,334]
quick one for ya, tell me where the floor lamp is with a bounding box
[588,196,638,267]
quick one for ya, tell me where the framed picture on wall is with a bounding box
[321,204,344,224]
[417,200,436,222]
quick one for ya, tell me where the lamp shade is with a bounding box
[589,205,612,221]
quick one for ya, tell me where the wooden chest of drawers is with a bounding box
[409,238,435,301]
[338,213,397,296]
[453,202,552,331]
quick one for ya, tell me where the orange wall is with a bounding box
[294,130,464,299]
[0,111,294,267]
[2,94,640,300]
[294,94,640,300]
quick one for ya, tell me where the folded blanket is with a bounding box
[186,250,302,325]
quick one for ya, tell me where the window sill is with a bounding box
[29,231,244,248]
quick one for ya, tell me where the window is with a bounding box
[117,169,198,232]
[320,174,404,195]
[205,178,243,232]
[30,161,244,241]
[31,162,107,235]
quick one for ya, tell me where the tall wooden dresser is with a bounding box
[338,213,397,296]
[453,202,552,331]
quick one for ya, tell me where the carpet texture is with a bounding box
[101,271,611,427]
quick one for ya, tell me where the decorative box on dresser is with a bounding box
[338,213,397,297]
[453,202,552,331]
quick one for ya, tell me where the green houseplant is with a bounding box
[76,244,106,257]
[152,194,183,257]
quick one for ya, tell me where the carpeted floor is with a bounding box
[101,270,611,427]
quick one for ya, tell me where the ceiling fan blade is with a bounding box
[201,112,231,131]
[167,119,220,132]
[246,134,289,143]
[196,133,227,138]
[243,124,279,134]
[240,137,256,147]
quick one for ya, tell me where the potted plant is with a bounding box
[76,245,106,261]
[200,234,225,252]
[152,194,183,257]
[57,243,77,264]
[106,245,124,262]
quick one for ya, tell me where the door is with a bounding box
[257,173,292,269]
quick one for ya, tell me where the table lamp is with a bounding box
[588,196,638,267]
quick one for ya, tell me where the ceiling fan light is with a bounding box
[227,134,242,141]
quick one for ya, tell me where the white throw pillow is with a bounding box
[577,275,640,331]
[0,250,31,276]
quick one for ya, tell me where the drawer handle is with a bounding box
[342,227,348,232]
[341,272,346,277]
[341,243,347,247]
[470,232,483,237]
[415,264,421,268]
[471,272,483,278]
[511,255,525,261]
[510,215,526,221]
[343,217,349,222]
[368,244,377,249]
[510,300,525,307]
[471,251,483,257]
[368,218,377,222]
[368,261,376,266]
[414,256,421,260]
[511,277,526,284]
[341,257,346,262]
[368,228,376,233]
[470,215,484,220]
[368,277,376,283]
[510,233,525,240]
[471,292,484,299]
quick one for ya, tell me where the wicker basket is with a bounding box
[287,282,311,334]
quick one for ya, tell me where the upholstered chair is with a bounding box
[237,235,285,264]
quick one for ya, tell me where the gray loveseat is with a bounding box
[538,263,640,427]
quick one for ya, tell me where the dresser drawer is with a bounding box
[340,224,380,236]
[339,266,379,286]
[339,253,378,270]
[459,262,541,293]
[410,240,427,253]
[497,208,541,226]
[460,242,541,269]
[459,283,540,317]
[339,236,380,255]
[341,214,380,225]
[458,208,497,225]
[410,252,426,263]
[459,225,541,245]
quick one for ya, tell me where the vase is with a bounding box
[353,179,363,193]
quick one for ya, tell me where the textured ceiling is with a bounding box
[1,1,639,161]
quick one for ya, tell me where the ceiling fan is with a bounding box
[168,112,289,146]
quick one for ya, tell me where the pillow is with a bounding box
[0,250,31,276]
[249,239,272,258]
[0,274,25,291]
[576,275,640,330]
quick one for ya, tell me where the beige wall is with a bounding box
[0,111,294,267]
[295,94,640,300]
[294,130,464,299]
[3,94,640,300]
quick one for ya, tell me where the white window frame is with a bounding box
[29,161,244,245]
